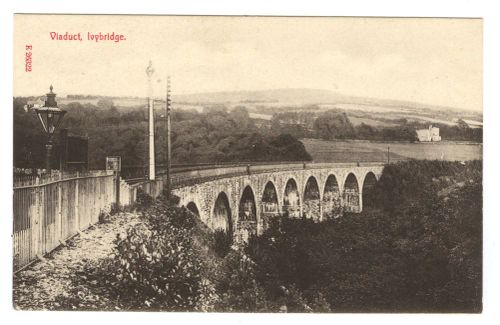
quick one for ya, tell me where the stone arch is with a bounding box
[283,178,301,218]
[322,174,342,220]
[261,181,280,231]
[212,191,233,234]
[362,171,378,211]
[343,173,360,213]
[186,201,200,217]
[303,176,321,220]
[239,186,257,221]
[237,185,258,242]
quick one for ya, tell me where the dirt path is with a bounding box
[13,211,141,310]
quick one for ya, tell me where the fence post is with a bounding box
[100,176,104,218]
[115,171,120,207]
[36,176,45,259]
[32,177,41,260]
[75,171,79,232]
[98,176,100,219]
[92,177,96,225]
[57,173,62,242]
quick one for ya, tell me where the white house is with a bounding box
[416,125,441,142]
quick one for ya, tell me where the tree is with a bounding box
[313,111,356,140]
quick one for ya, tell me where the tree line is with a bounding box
[13,98,311,170]
[269,110,482,142]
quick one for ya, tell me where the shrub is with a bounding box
[213,229,233,258]
[159,191,181,206]
[367,160,482,213]
[135,188,153,209]
[109,200,218,311]
[214,250,270,312]
[112,223,199,310]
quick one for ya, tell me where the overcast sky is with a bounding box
[14,15,482,111]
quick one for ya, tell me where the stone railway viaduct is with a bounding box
[170,162,384,242]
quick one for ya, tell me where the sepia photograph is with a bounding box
[11,13,484,314]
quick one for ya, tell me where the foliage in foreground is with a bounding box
[55,191,330,312]
[246,160,482,312]
[103,193,327,312]
[50,160,481,312]
[106,194,218,311]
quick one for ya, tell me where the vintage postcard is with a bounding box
[12,14,482,313]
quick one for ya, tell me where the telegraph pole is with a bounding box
[387,146,390,164]
[146,61,155,180]
[165,76,172,199]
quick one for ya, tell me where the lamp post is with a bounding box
[34,85,66,173]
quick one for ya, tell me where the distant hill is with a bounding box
[49,88,481,124]
[174,88,476,114]
[175,88,348,104]
[171,88,482,126]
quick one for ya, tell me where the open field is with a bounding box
[302,138,482,163]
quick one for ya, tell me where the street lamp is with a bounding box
[34,85,66,172]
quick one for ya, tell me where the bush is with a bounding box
[367,160,482,213]
[213,229,233,258]
[214,250,269,312]
[147,200,198,231]
[108,199,218,311]
[112,223,201,310]
[136,188,153,209]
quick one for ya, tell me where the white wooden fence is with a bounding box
[13,171,116,272]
